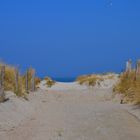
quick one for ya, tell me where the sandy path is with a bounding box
[1,82,140,140]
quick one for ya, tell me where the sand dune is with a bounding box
[0,79,140,140]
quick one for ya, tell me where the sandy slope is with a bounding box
[0,81,140,140]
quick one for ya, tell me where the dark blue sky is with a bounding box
[0,0,140,78]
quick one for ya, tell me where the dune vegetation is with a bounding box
[114,70,140,104]
[45,77,55,87]
[4,65,24,96]
[0,63,40,99]
[35,77,41,87]
[76,74,104,86]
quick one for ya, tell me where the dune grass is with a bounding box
[2,64,24,96]
[45,77,55,87]
[35,77,41,87]
[76,74,103,86]
[114,70,140,104]
[0,63,40,97]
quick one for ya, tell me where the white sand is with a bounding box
[0,77,140,140]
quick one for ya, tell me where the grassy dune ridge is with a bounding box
[0,63,41,98]
[1,61,140,104]
[76,74,103,86]
[114,71,140,104]
[76,73,115,86]
[77,71,140,104]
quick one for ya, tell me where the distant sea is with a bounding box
[53,77,76,82]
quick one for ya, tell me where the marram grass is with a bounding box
[76,74,103,86]
[114,70,140,104]
[0,63,40,97]
[45,77,55,87]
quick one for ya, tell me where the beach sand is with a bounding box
[0,79,140,140]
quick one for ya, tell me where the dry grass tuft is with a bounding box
[0,63,39,97]
[76,74,103,86]
[35,77,41,86]
[114,70,140,104]
[45,77,55,87]
[2,64,24,96]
